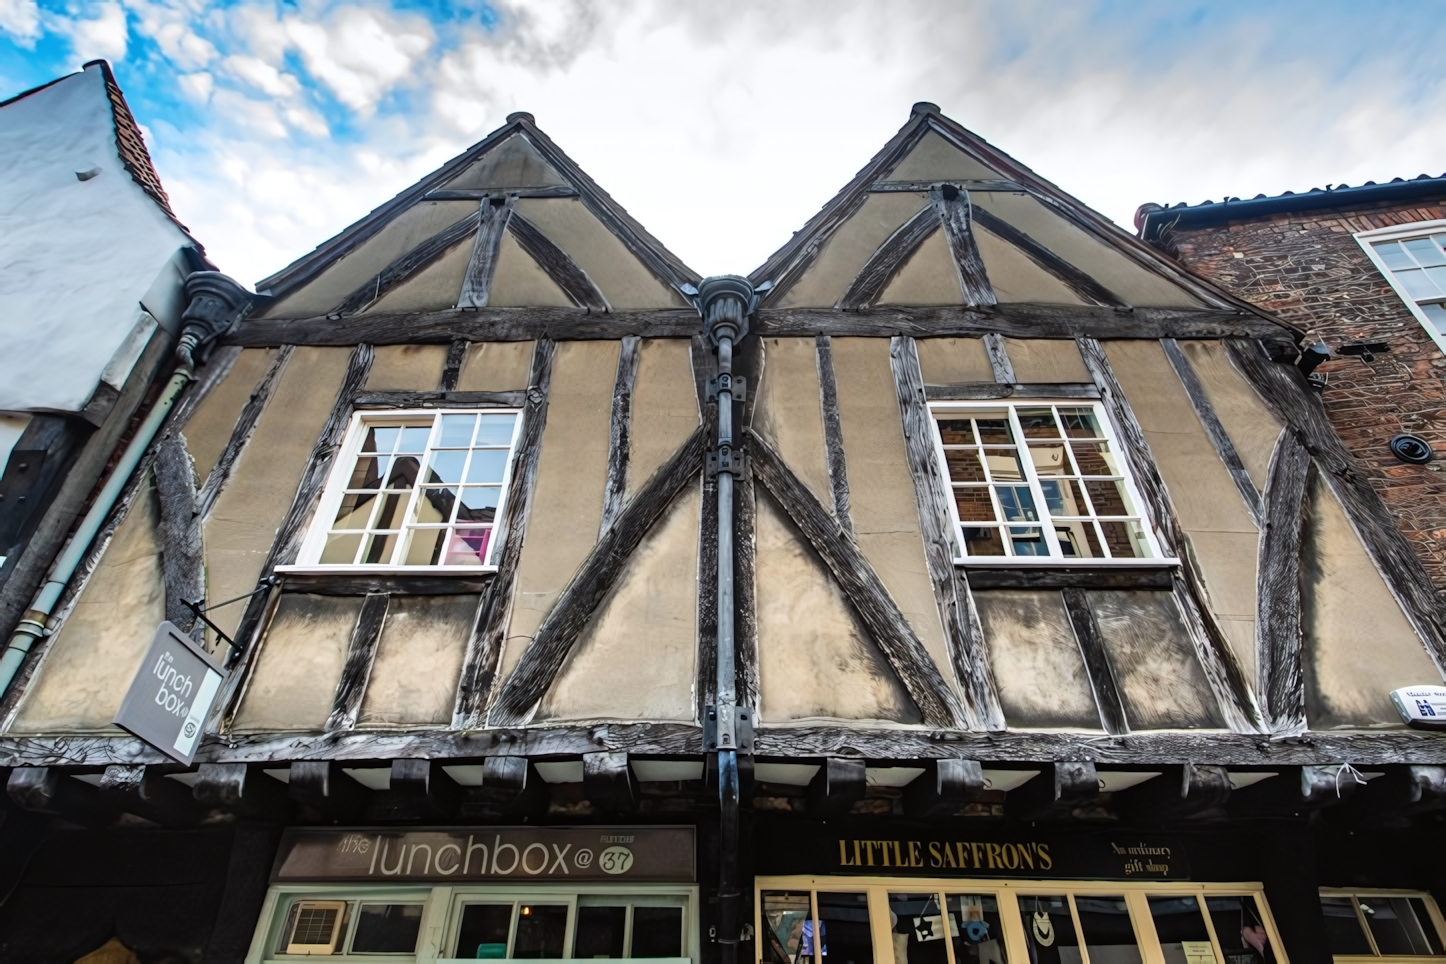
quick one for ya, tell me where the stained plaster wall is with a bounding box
[181,349,275,482]
[974,590,1100,730]
[457,341,534,392]
[1301,474,1443,728]
[830,338,956,694]
[878,229,966,305]
[488,232,574,308]
[626,339,699,497]
[440,134,566,190]
[916,338,994,385]
[887,132,1001,182]
[202,347,352,640]
[364,344,447,391]
[366,240,472,314]
[1003,339,1090,383]
[779,194,928,308]
[231,594,360,731]
[750,338,832,510]
[1103,340,1261,681]
[8,479,163,732]
[1177,340,1282,490]
[513,198,684,310]
[971,225,1085,305]
[500,340,618,679]
[1088,590,1224,729]
[358,594,478,727]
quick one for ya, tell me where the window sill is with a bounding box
[956,558,1180,568]
[275,565,500,575]
[957,559,1180,590]
[275,566,498,597]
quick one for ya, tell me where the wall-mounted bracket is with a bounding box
[704,704,754,753]
[705,376,747,402]
[707,447,748,478]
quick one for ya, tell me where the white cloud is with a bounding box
[124,0,217,69]
[0,0,40,44]
[63,0,129,62]
[223,54,301,97]
[177,70,213,104]
[282,5,433,115]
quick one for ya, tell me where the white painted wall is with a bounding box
[0,64,194,413]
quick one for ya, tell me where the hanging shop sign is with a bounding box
[112,621,224,765]
[1390,685,1446,729]
[273,826,696,884]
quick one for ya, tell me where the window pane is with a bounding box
[387,456,421,489]
[1070,442,1118,475]
[1404,236,1446,267]
[1408,900,1445,955]
[1017,408,1060,438]
[633,906,684,958]
[946,450,986,483]
[818,892,873,964]
[1205,896,1274,964]
[458,486,502,523]
[947,894,1005,964]
[404,528,447,566]
[1084,480,1131,516]
[476,414,518,445]
[374,492,408,529]
[514,904,568,958]
[1041,479,1086,516]
[427,450,468,485]
[320,532,362,564]
[985,450,1025,481]
[762,892,811,964]
[1397,268,1441,300]
[456,903,513,960]
[1098,521,1145,558]
[467,449,510,483]
[889,892,950,964]
[1075,896,1142,964]
[333,492,378,529]
[1029,444,1069,476]
[1147,896,1214,964]
[574,905,626,959]
[963,527,1005,557]
[1320,897,1373,956]
[351,903,423,954]
[1008,527,1049,556]
[364,426,400,453]
[1375,241,1416,271]
[938,419,976,445]
[1018,895,1083,964]
[440,413,477,447]
[1361,896,1440,956]
[955,488,998,523]
[446,528,492,566]
[397,425,432,452]
[348,456,386,489]
[976,418,1014,444]
[362,532,396,564]
[1420,303,1446,335]
[415,487,455,525]
[996,487,1039,522]
[1059,408,1103,439]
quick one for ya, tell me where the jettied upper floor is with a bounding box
[4,102,1445,808]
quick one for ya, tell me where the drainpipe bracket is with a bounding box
[704,376,746,403]
[704,704,754,753]
[707,448,748,479]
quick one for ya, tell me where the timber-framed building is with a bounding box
[0,102,1443,964]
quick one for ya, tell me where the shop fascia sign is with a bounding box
[112,621,225,765]
[273,827,696,884]
[824,831,1189,880]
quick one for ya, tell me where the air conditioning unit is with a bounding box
[285,900,348,956]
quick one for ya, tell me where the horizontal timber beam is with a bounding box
[424,186,578,200]
[5,727,1446,767]
[871,179,1026,193]
[226,305,1298,347]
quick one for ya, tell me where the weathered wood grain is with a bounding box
[889,337,1003,730]
[964,567,1176,590]
[600,335,640,536]
[154,434,203,634]
[836,205,940,309]
[425,186,577,200]
[935,190,996,307]
[814,335,852,530]
[1077,335,1266,734]
[748,427,967,729]
[215,344,375,731]
[197,345,293,519]
[452,339,556,728]
[1061,586,1129,735]
[488,427,707,726]
[692,335,719,718]
[925,382,1100,401]
[1161,338,1263,527]
[872,179,1026,193]
[439,339,468,392]
[331,210,482,317]
[352,390,525,409]
[457,196,517,309]
[735,462,760,715]
[325,593,390,732]
[982,333,1015,384]
[508,211,610,312]
[1226,338,1446,673]
[970,207,1125,308]
[279,574,491,596]
[1257,430,1313,735]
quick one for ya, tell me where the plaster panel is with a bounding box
[972,222,1087,305]
[975,589,1101,730]
[750,337,832,511]
[971,192,1205,309]
[1178,340,1283,490]
[457,341,534,392]
[487,230,574,307]
[537,486,699,722]
[10,480,164,732]
[501,340,619,679]
[182,348,276,483]
[878,227,963,305]
[831,338,955,688]
[916,338,994,385]
[441,134,566,190]
[1001,339,1090,383]
[1088,590,1225,730]
[365,344,447,391]
[203,346,352,641]
[780,193,930,309]
[626,338,700,499]
[1302,475,1442,728]
[358,594,478,727]
[513,198,684,310]
[887,131,1001,181]
[364,236,472,314]
[261,201,475,318]
[231,594,360,731]
[755,490,919,724]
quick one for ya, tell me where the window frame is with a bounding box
[1354,220,1446,358]
[286,408,524,574]
[1319,888,1446,963]
[925,399,1171,567]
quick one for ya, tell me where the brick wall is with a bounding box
[1159,198,1446,597]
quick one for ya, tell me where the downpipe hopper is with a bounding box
[685,275,770,343]
[175,271,251,371]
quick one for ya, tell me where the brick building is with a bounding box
[1137,178,1446,598]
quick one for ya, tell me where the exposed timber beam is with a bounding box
[331,211,482,317]
[458,195,517,310]
[509,212,610,312]
[325,593,390,732]
[970,207,1127,308]
[1257,431,1313,735]
[154,434,204,634]
[439,339,468,392]
[352,390,525,409]
[815,335,852,531]
[837,205,940,309]
[935,188,996,307]
[982,333,1015,383]
[925,382,1100,401]
[599,335,640,536]
[1061,586,1129,735]
[424,186,577,201]
[871,179,1027,193]
[197,346,293,518]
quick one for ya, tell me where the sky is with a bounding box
[2,1,1445,289]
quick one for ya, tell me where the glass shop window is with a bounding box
[1204,896,1274,964]
[295,410,522,570]
[929,402,1161,562]
[1320,891,1446,959]
[453,895,687,960]
[277,899,425,957]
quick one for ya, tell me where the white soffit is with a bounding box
[632,760,704,782]
[1227,772,1279,791]
[165,771,201,786]
[1097,771,1161,793]
[443,764,486,787]
[343,767,391,791]
[981,769,1040,793]
[536,761,584,784]
[263,767,291,784]
[754,763,821,786]
[866,767,926,788]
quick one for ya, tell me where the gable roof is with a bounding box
[750,102,1279,321]
[255,112,698,310]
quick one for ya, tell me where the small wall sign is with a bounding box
[1390,686,1446,730]
[112,621,224,764]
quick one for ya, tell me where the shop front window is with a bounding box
[1320,891,1446,960]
